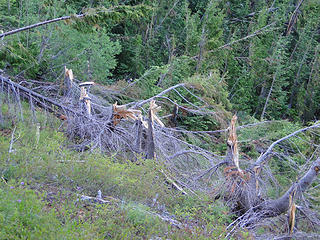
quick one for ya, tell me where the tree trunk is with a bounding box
[146,110,155,159]
[260,74,275,120]
[259,158,320,217]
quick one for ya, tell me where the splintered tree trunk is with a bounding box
[79,86,91,116]
[62,67,74,97]
[225,115,241,171]
[259,158,320,217]
[169,104,178,127]
[223,117,320,229]
[224,115,257,214]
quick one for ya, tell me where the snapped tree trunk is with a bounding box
[223,116,320,231]
[135,119,142,154]
[265,158,319,213]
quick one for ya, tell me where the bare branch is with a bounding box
[134,83,185,108]
[260,74,275,120]
[8,126,17,153]
[0,14,85,38]
[255,122,320,166]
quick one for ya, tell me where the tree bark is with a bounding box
[146,110,155,159]
[259,158,320,217]
[135,119,142,154]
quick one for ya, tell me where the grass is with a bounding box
[1,99,318,239]
[0,181,98,240]
[0,101,235,239]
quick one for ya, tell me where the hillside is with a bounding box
[0,102,238,239]
[0,0,320,239]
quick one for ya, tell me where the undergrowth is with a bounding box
[0,102,238,239]
[1,99,318,239]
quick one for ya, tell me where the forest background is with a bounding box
[1,0,319,126]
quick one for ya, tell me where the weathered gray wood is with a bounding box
[135,119,142,153]
[134,83,185,108]
[146,110,155,159]
[260,158,320,217]
[255,122,320,166]
[63,68,72,97]
[1,75,79,116]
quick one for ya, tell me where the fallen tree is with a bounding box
[0,5,150,39]
[222,117,320,238]
[1,71,319,238]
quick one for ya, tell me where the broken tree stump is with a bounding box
[79,82,94,116]
[226,115,241,172]
[145,100,164,159]
[61,67,74,97]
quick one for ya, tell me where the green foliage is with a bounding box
[124,203,158,227]
[174,196,232,225]
[186,72,231,110]
[47,25,121,83]
[185,9,201,56]
[0,102,234,239]
[0,182,96,240]
[0,1,148,83]
[199,0,225,69]
[1,0,320,121]
[172,196,233,238]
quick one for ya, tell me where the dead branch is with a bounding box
[146,108,155,159]
[215,22,277,51]
[255,122,320,166]
[1,75,80,116]
[260,74,276,120]
[286,0,305,35]
[160,169,188,195]
[0,14,85,39]
[162,120,281,135]
[134,83,185,108]
[78,194,111,204]
[168,150,214,161]
[8,126,17,153]
[195,161,228,180]
[191,22,277,59]
[77,190,184,228]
